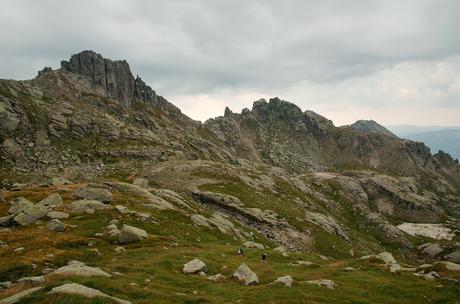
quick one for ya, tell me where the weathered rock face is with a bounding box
[350,120,397,137]
[305,211,349,241]
[49,283,131,304]
[61,50,179,114]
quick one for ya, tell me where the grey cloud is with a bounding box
[1,0,460,124]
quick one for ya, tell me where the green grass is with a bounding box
[1,172,459,303]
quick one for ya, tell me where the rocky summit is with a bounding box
[0,51,460,304]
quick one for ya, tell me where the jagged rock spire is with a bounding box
[61,50,157,107]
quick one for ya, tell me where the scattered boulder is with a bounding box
[301,279,337,289]
[109,219,120,225]
[47,219,65,232]
[208,213,245,238]
[183,259,207,274]
[233,263,259,286]
[0,281,12,290]
[49,283,131,304]
[52,260,111,277]
[274,275,294,287]
[8,197,33,215]
[292,261,316,267]
[155,189,190,209]
[39,193,63,207]
[422,243,444,257]
[414,271,440,280]
[17,276,45,285]
[0,286,43,304]
[444,251,460,263]
[106,224,121,240]
[417,264,433,271]
[435,261,460,271]
[0,215,14,226]
[242,241,264,250]
[130,211,152,221]
[208,274,225,283]
[118,224,148,243]
[193,191,244,208]
[191,214,211,228]
[133,177,149,188]
[397,223,455,240]
[68,200,111,213]
[47,177,71,186]
[115,205,130,214]
[13,204,49,226]
[273,246,288,256]
[74,187,112,203]
[11,183,27,191]
[114,246,126,253]
[47,211,69,220]
[358,252,402,272]
[305,211,350,241]
[113,182,176,210]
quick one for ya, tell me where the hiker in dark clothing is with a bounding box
[262,253,268,262]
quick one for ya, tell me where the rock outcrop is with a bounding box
[49,283,130,304]
[61,50,179,114]
[350,120,397,137]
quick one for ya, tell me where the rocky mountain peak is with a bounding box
[224,106,233,117]
[60,50,179,114]
[350,119,397,137]
[251,97,303,121]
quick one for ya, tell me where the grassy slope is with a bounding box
[0,181,459,304]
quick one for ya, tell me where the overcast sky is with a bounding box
[1,0,460,126]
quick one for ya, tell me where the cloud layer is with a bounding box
[1,0,460,125]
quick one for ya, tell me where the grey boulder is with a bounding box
[422,243,444,257]
[68,200,111,213]
[52,260,111,277]
[183,259,207,274]
[233,263,259,286]
[274,275,294,287]
[242,241,264,250]
[444,251,460,263]
[13,204,49,226]
[74,187,112,203]
[39,193,63,207]
[8,197,33,215]
[47,211,69,220]
[48,219,65,232]
[49,283,130,304]
[118,224,148,243]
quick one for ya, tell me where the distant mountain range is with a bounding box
[388,125,460,161]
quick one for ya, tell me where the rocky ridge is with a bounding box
[1,51,460,303]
